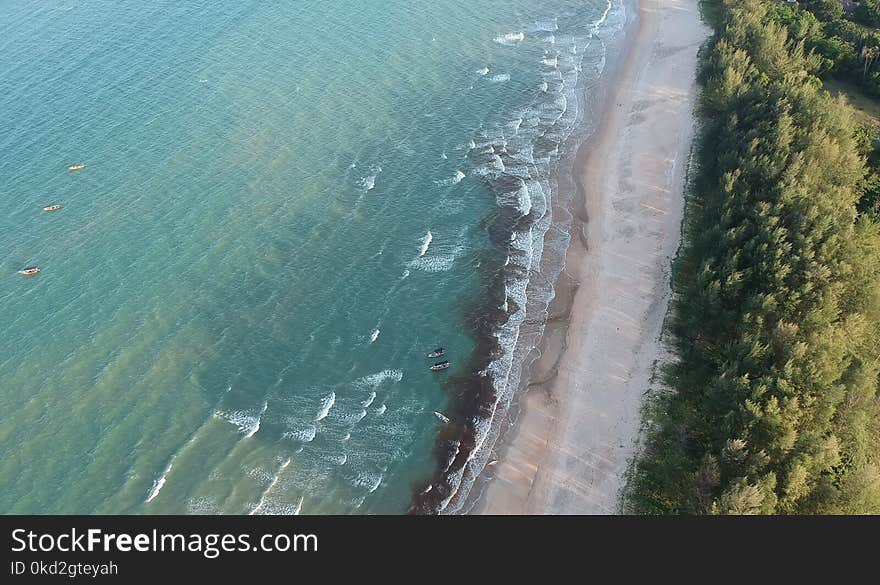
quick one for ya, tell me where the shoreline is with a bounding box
[467,0,709,514]
[408,2,634,514]
[446,0,640,514]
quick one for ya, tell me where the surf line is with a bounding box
[418,231,433,257]
[249,458,292,515]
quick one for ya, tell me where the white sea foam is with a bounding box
[215,399,268,438]
[143,412,217,505]
[494,31,525,45]
[488,73,511,83]
[186,497,219,514]
[315,392,336,421]
[437,0,631,514]
[247,465,273,483]
[283,424,316,443]
[471,165,492,177]
[375,404,387,415]
[249,458,291,515]
[353,472,383,493]
[595,0,613,29]
[145,462,172,503]
[408,253,455,273]
[252,494,303,516]
[320,452,348,466]
[476,67,489,76]
[418,231,433,257]
[356,165,382,192]
[533,17,559,32]
[355,369,403,389]
[246,400,269,438]
[334,408,367,427]
[495,181,533,217]
[435,170,466,186]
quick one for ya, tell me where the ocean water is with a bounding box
[0,0,627,514]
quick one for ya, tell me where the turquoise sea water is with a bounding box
[0,0,627,514]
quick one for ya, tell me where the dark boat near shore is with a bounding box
[426,347,446,359]
[430,360,450,371]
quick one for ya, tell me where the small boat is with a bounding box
[43,204,61,212]
[68,164,85,172]
[430,360,450,372]
[426,347,446,359]
[433,412,450,424]
[18,267,40,276]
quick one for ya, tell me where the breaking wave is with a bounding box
[315,392,336,421]
[354,369,403,389]
[412,1,630,515]
[494,31,525,45]
[418,231,433,257]
[435,170,466,186]
[215,399,268,439]
[283,424,317,443]
[408,253,455,273]
[145,462,172,503]
[356,165,382,192]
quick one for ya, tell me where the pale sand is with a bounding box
[472,0,710,514]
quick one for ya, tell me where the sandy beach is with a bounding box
[470,0,710,514]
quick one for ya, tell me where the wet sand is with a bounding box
[470,0,710,514]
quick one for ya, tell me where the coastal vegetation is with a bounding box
[627,0,880,514]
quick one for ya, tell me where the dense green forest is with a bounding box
[626,0,880,514]
[780,1,880,96]
[769,0,880,213]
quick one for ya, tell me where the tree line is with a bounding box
[626,0,880,514]
[771,0,880,214]
[784,1,880,95]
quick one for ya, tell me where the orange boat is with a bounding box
[68,164,85,172]
[43,204,61,212]
[18,267,40,276]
